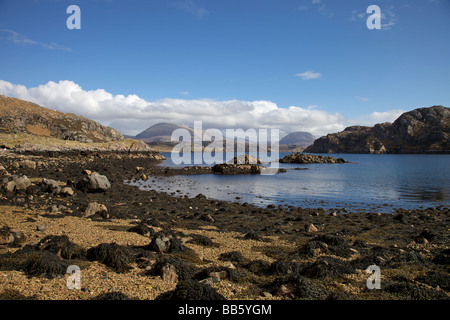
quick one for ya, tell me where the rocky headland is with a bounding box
[305,106,450,154]
[0,95,153,153]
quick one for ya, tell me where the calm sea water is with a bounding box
[128,152,450,213]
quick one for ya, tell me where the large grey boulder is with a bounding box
[83,202,108,218]
[41,178,61,195]
[76,173,111,193]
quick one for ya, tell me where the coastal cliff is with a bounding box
[304,106,450,154]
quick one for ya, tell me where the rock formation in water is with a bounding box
[279,153,346,164]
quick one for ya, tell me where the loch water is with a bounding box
[128,153,450,213]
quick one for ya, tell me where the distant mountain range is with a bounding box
[305,105,450,154]
[134,123,194,143]
[128,123,316,152]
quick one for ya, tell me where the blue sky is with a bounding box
[0,0,449,136]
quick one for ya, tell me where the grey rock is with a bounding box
[83,202,108,218]
[41,178,61,194]
[77,174,111,193]
[153,236,171,253]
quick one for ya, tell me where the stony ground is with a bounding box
[0,150,449,300]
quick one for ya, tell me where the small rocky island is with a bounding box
[279,153,347,164]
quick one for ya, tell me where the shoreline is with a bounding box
[0,150,449,300]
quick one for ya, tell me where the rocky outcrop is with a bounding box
[305,106,450,154]
[212,163,262,175]
[279,153,347,164]
[0,95,163,153]
[0,95,123,143]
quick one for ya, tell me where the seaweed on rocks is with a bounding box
[86,243,132,273]
[155,279,226,300]
[268,274,328,299]
[20,251,68,278]
[390,249,430,267]
[269,261,303,276]
[300,256,356,279]
[244,260,272,276]
[414,272,450,291]
[432,249,450,265]
[185,234,218,247]
[309,234,354,258]
[298,240,329,258]
[351,246,400,269]
[383,279,449,300]
[218,251,247,264]
[35,235,87,260]
[147,255,198,281]
[243,231,266,241]
[92,291,135,300]
[148,230,185,253]
[195,265,251,283]
[127,222,156,237]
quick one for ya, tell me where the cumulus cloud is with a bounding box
[0,79,402,138]
[368,109,406,123]
[295,71,322,80]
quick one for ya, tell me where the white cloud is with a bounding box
[295,71,322,80]
[0,80,349,137]
[368,109,406,123]
[295,5,308,11]
[180,91,189,95]
[380,6,397,30]
[170,0,208,18]
[355,96,369,102]
[0,80,406,138]
[0,29,72,51]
